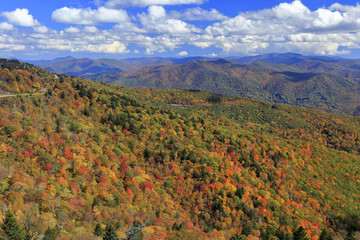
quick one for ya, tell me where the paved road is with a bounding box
[0,92,45,98]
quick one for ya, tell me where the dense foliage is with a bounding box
[0,59,359,239]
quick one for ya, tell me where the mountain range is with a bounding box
[27,56,210,78]
[26,53,360,116]
[89,57,360,116]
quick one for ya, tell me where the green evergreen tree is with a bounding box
[345,230,355,240]
[144,147,152,160]
[275,228,292,240]
[241,223,252,236]
[178,222,186,231]
[293,226,309,240]
[92,197,100,210]
[94,223,103,236]
[319,228,333,240]
[1,210,26,240]
[103,224,118,240]
[25,232,32,240]
[260,226,275,240]
[43,227,56,240]
[129,220,144,240]
[172,222,179,231]
[235,187,245,198]
[230,233,247,240]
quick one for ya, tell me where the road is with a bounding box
[0,92,45,99]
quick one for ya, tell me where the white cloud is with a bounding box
[0,34,26,51]
[52,7,129,25]
[148,5,166,19]
[206,1,360,37]
[170,7,228,21]
[199,0,360,55]
[21,29,131,55]
[206,1,313,36]
[105,0,206,8]
[137,35,183,54]
[5,1,360,57]
[84,26,98,33]
[272,0,311,19]
[64,26,99,33]
[313,9,343,28]
[0,43,26,51]
[138,5,200,34]
[1,8,39,27]
[64,27,81,33]
[34,26,48,33]
[81,41,129,54]
[0,22,13,30]
[113,22,145,33]
[177,51,188,56]
[188,34,214,48]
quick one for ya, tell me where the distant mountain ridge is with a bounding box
[26,52,360,78]
[230,52,339,64]
[88,57,360,116]
[26,56,212,78]
[26,53,360,115]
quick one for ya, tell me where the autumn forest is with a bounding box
[0,58,360,239]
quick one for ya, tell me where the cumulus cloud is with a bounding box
[0,22,13,30]
[58,25,99,34]
[14,28,131,55]
[170,7,228,21]
[84,26,98,33]
[1,8,39,27]
[0,43,26,51]
[80,41,129,53]
[206,1,312,36]
[198,0,360,55]
[64,27,81,33]
[312,9,343,29]
[135,35,183,54]
[34,26,48,33]
[52,7,129,25]
[0,34,26,51]
[113,22,145,33]
[105,0,206,8]
[138,5,200,34]
[6,0,360,57]
[206,0,360,36]
[177,51,188,56]
[147,5,166,18]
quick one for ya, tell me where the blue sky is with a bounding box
[1,0,360,59]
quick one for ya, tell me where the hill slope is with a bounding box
[0,59,359,239]
[89,59,360,116]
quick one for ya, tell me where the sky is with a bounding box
[1,0,360,60]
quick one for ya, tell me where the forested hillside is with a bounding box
[89,59,360,116]
[28,53,360,116]
[0,59,359,239]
